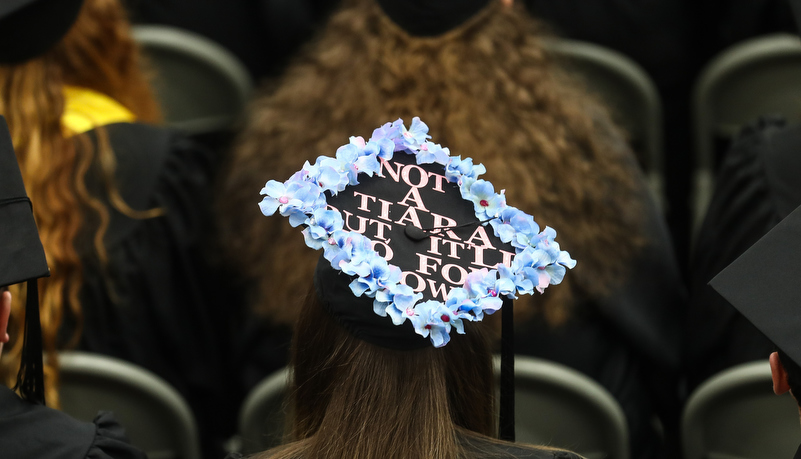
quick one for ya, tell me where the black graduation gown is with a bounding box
[64,122,240,459]
[686,117,801,392]
[0,386,146,459]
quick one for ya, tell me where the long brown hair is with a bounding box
[219,0,645,328]
[257,290,496,459]
[0,0,160,405]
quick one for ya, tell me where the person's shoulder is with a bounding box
[0,386,145,459]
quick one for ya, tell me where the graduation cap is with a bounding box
[0,115,50,404]
[0,0,85,64]
[258,117,575,439]
[375,0,491,37]
[710,204,801,369]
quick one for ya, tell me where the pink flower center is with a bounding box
[440,314,450,322]
[327,238,335,245]
[406,307,415,317]
[488,289,498,297]
[421,144,428,151]
[425,324,432,330]
[480,199,489,207]
[278,196,289,204]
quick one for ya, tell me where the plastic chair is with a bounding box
[58,351,202,459]
[132,25,254,136]
[682,361,801,459]
[543,38,664,211]
[495,356,630,459]
[237,367,290,455]
[691,33,801,235]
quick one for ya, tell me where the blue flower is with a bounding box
[494,264,519,298]
[445,288,482,322]
[335,233,377,277]
[302,208,344,249]
[489,206,535,245]
[409,300,458,347]
[464,268,496,299]
[298,161,342,194]
[400,117,431,150]
[375,283,422,325]
[349,253,401,297]
[416,141,450,165]
[259,179,322,226]
[445,156,486,183]
[369,120,401,158]
[512,247,557,293]
[325,231,374,275]
[464,180,506,220]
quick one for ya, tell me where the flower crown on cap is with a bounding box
[259,117,576,347]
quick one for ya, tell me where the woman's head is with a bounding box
[279,289,496,458]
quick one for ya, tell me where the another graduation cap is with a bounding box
[258,117,575,439]
[0,0,85,64]
[375,0,491,37]
[0,115,50,404]
[710,204,801,368]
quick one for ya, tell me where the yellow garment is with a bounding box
[62,86,136,136]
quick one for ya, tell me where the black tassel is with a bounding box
[499,297,515,441]
[14,279,45,405]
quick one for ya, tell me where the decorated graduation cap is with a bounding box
[259,117,575,439]
[0,0,85,64]
[375,0,491,37]
[710,204,801,368]
[0,115,50,404]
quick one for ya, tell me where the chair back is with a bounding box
[498,356,630,459]
[58,351,202,459]
[544,38,664,210]
[691,33,801,234]
[682,361,801,459]
[237,367,291,455]
[132,25,254,136]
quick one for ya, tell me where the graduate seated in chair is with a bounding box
[0,115,144,459]
[710,204,801,459]
[232,119,583,459]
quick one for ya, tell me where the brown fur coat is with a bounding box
[218,0,646,327]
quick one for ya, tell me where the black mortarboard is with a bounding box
[258,117,575,439]
[375,0,491,37]
[710,204,801,369]
[0,115,50,405]
[0,0,85,64]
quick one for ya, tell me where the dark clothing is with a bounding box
[66,122,239,459]
[0,386,146,459]
[795,443,801,459]
[125,0,338,80]
[515,163,685,459]
[686,117,801,392]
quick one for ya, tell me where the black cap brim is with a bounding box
[709,204,801,368]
